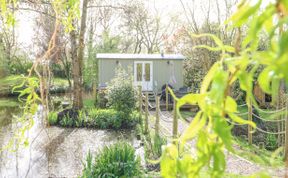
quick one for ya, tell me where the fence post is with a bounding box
[173,100,178,141]
[166,84,169,111]
[284,96,288,160]
[138,86,142,113]
[145,92,149,134]
[248,99,253,145]
[155,96,160,137]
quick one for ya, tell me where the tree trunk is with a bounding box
[71,0,89,109]
[70,23,82,109]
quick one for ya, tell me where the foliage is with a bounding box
[9,55,33,75]
[51,63,66,78]
[234,137,283,167]
[107,67,136,114]
[48,111,58,125]
[153,135,167,158]
[1,76,40,151]
[265,134,278,151]
[81,151,94,178]
[96,30,121,53]
[129,110,142,128]
[88,109,140,129]
[88,109,121,129]
[81,142,141,178]
[0,99,18,107]
[83,98,95,109]
[95,90,108,109]
[159,0,288,177]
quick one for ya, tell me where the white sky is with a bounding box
[15,0,247,51]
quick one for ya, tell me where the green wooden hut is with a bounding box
[97,53,185,91]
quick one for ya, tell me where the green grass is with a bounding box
[83,98,95,109]
[0,75,23,95]
[0,75,70,95]
[233,137,284,167]
[0,99,19,107]
[53,78,70,88]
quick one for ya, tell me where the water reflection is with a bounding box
[0,98,142,178]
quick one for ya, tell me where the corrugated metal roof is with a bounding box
[96,53,185,60]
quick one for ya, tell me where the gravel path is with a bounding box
[148,110,287,177]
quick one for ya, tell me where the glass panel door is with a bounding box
[144,63,150,81]
[134,61,153,91]
[136,63,143,81]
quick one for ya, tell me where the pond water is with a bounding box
[0,97,144,178]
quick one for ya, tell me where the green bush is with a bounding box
[126,110,142,128]
[9,56,33,75]
[56,109,86,127]
[153,135,167,158]
[81,142,142,178]
[48,112,58,125]
[83,98,95,109]
[107,67,136,114]
[95,90,108,109]
[88,109,121,129]
[265,134,278,151]
[81,151,93,178]
[88,109,140,129]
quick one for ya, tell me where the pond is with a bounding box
[0,97,144,178]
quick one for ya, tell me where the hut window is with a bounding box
[145,63,150,81]
[137,63,142,81]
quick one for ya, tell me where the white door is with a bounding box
[134,61,153,91]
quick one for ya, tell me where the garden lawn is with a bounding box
[0,75,70,96]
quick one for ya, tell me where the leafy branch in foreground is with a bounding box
[160,0,288,177]
[0,0,80,151]
[1,75,40,151]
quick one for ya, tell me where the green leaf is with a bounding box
[190,33,223,47]
[177,94,205,108]
[227,0,262,27]
[225,97,237,113]
[212,146,226,175]
[228,113,256,129]
[180,112,206,145]
[193,45,222,52]
[258,67,273,94]
[160,144,178,178]
[200,62,220,93]
[213,117,233,151]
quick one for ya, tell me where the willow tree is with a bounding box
[0,0,81,148]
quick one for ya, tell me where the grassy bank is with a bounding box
[0,75,70,97]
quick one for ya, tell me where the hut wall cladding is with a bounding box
[98,58,184,90]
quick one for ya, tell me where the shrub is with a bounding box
[153,135,167,158]
[81,142,141,178]
[265,134,278,151]
[81,151,93,178]
[88,109,140,129]
[107,67,136,114]
[88,109,121,129]
[57,109,86,127]
[125,110,142,128]
[48,111,58,125]
[83,98,95,109]
[95,90,108,109]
